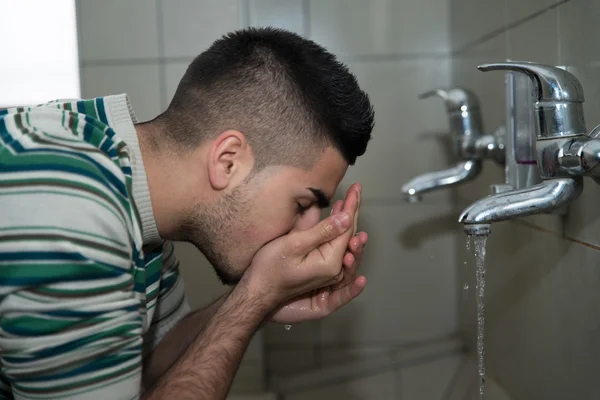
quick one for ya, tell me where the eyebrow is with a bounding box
[308,188,331,209]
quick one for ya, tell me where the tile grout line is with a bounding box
[451,0,572,55]
[276,350,461,394]
[440,356,467,400]
[514,219,600,252]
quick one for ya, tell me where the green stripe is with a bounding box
[0,262,129,280]
[0,226,127,247]
[83,100,98,120]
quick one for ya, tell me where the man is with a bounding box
[0,27,374,399]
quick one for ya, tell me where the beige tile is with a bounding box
[160,0,240,58]
[230,361,266,393]
[400,355,462,400]
[272,338,462,395]
[558,0,600,247]
[228,394,277,400]
[486,379,513,400]
[319,203,459,344]
[284,370,397,400]
[506,6,559,64]
[164,62,192,105]
[460,222,600,399]
[267,348,319,377]
[174,242,229,309]
[81,64,162,122]
[77,0,159,61]
[247,0,305,34]
[320,345,389,365]
[310,0,449,56]
[449,0,507,51]
[341,59,453,202]
[507,0,562,25]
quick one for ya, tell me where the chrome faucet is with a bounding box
[459,62,598,233]
[401,88,505,202]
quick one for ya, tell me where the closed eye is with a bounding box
[297,202,312,215]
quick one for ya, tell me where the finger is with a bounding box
[291,212,351,256]
[342,184,362,236]
[343,252,355,268]
[325,276,367,314]
[358,232,368,245]
[330,200,343,216]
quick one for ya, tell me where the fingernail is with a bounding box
[334,212,350,229]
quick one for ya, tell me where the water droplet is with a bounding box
[284,324,292,331]
[463,283,469,291]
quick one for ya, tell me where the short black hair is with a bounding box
[162,27,374,167]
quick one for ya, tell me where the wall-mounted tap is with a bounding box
[459,62,597,233]
[401,88,505,203]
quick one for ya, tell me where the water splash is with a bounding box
[474,235,488,399]
[284,324,292,331]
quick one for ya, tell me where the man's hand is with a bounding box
[240,184,361,312]
[269,183,368,323]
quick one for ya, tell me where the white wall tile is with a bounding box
[319,203,458,344]
[160,0,240,58]
[77,0,159,61]
[507,0,561,25]
[285,371,397,400]
[267,348,319,376]
[506,6,559,65]
[81,64,162,122]
[174,242,229,309]
[450,0,507,51]
[558,0,600,247]
[164,61,191,106]
[247,0,304,34]
[401,355,462,400]
[231,361,266,393]
[310,0,449,56]
[342,59,453,202]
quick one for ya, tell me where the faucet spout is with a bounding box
[401,160,481,202]
[458,178,583,224]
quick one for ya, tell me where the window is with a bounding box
[0,0,80,107]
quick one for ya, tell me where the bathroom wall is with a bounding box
[247,0,463,390]
[76,0,462,397]
[450,0,600,398]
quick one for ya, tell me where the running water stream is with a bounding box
[465,231,488,399]
[473,234,488,399]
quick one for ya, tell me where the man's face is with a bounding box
[188,147,349,285]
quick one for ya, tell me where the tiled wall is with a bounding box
[450,0,600,398]
[251,0,462,380]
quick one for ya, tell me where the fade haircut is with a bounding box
[160,27,374,169]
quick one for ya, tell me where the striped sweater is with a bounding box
[0,94,190,399]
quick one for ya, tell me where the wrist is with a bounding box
[232,276,279,318]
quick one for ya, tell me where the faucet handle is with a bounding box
[419,88,481,113]
[477,62,585,103]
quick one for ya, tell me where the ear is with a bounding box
[207,130,254,190]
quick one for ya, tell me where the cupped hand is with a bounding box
[269,183,368,324]
[239,185,361,312]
